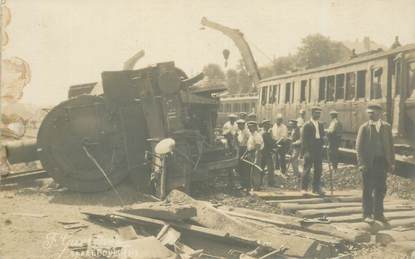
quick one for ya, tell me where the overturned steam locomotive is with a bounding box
[5,62,238,196]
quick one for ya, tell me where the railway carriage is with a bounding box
[217,93,258,125]
[256,44,415,165]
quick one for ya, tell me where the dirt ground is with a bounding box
[0,163,414,259]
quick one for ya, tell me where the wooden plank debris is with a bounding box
[251,190,359,201]
[296,204,415,218]
[166,190,320,258]
[174,241,204,258]
[219,206,369,243]
[327,210,415,223]
[119,236,178,259]
[83,210,260,248]
[117,225,139,241]
[10,213,47,218]
[120,202,196,221]
[266,196,361,205]
[279,202,362,213]
[63,223,88,230]
[157,224,181,247]
[58,220,80,225]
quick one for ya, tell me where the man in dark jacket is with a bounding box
[327,110,343,170]
[356,104,395,223]
[301,106,325,195]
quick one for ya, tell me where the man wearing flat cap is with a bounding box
[301,106,325,195]
[272,113,289,176]
[223,113,238,153]
[247,112,257,123]
[261,120,275,186]
[356,104,394,223]
[327,110,343,170]
[239,112,247,121]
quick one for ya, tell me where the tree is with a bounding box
[271,54,297,75]
[237,69,252,93]
[296,34,351,69]
[226,69,239,94]
[202,63,225,81]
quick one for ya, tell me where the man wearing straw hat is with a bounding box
[222,113,238,152]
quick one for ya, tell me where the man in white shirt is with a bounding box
[272,114,288,175]
[246,121,264,191]
[223,114,238,152]
[236,119,250,191]
[327,110,343,170]
[297,109,306,128]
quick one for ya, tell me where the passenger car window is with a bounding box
[285,83,291,103]
[326,76,335,101]
[371,68,383,99]
[300,80,307,103]
[408,62,415,98]
[356,70,366,98]
[261,86,268,105]
[319,77,326,101]
[335,74,345,100]
[345,72,356,100]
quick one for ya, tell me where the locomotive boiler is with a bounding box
[5,61,238,195]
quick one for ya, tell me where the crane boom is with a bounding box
[201,17,261,86]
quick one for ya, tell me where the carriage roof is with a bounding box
[259,43,415,85]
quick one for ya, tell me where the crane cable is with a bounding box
[248,39,274,63]
[82,145,126,207]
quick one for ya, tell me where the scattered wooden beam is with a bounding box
[266,196,361,205]
[279,202,362,213]
[83,210,260,249]
[266,197,327,205]
[327,210,415,223]
[166,190,319,258]
[219,206,369,243]
[157,225,181,247]
[120,202,196,221]
[119,236,178,259]
[251,190,358,201]
[296,204,415,218]
[117,225,139,241]
[376,230,415,245]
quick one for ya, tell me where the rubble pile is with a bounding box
[81,190,356,258]
[76,189,415,258]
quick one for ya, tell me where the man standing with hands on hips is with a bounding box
[356,104,395,223]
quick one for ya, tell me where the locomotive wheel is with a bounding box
[37,95,130,192]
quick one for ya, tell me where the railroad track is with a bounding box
[0,169,48,185]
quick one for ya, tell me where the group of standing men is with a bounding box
[223,103,394,222]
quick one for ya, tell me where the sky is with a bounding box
[4,0,415,106]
